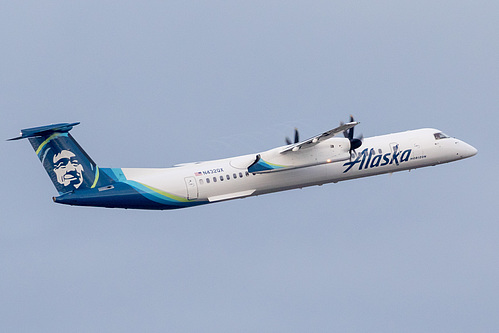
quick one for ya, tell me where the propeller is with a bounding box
[285,128,299,145]
[341,115,363,158]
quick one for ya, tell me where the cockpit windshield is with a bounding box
[434,132,450,140]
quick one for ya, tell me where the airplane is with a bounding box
[8,117,477,210]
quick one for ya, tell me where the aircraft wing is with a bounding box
[280,121,358,154]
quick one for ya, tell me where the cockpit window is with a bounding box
[434,132,450,140]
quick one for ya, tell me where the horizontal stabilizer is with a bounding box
[7,122,80,141]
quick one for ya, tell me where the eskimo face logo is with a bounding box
[53,150,84,189]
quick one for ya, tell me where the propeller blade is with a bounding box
[348,115,355,140]
[285,137,292,145]
[294,128,299,144]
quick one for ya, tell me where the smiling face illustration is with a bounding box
[53,150,84,189]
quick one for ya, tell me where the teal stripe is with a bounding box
[125,180,207,207]
[100,168,127,182]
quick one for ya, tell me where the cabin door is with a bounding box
[184,176,198,200]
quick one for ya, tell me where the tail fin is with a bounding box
[8,122,114,194]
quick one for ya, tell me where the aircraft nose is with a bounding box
[457,140,478,159]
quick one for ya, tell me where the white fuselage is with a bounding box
[118,128,477,205]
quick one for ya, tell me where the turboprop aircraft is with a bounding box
[8,117,477,210]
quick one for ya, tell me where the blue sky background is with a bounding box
[1,1,498,332]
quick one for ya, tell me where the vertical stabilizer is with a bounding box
[9,122,114,194]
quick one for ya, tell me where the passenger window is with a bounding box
[199,179,204,185]
[220,175,224,181]
[213,177,217,183]
[245,171,250,177]
[226,174,230,180]
[206,178,210,184]
[239,172,243,178]
[233,173,237,179]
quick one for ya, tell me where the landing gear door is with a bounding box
[184,176,198,200]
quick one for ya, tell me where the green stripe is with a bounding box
[140,183,191,202]
[35,133,60,155]
[90,167,100,188]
